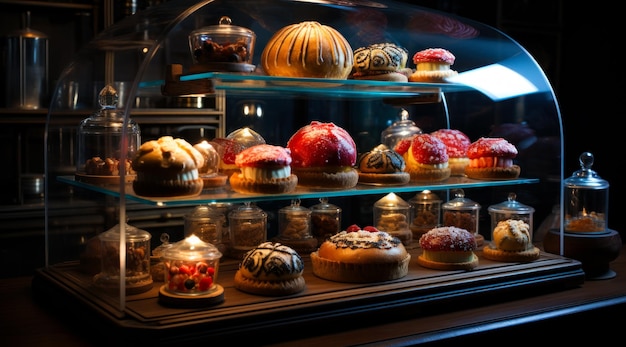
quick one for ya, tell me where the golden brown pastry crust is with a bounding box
[310,251,410,283]
[464,165,521,180]
[229,173,297,194]
[409,70,458,83]
[406,166,451,182]
[482,246,540,262]
[234,270,305,296]
[292,168,358,189]
[417,253,478,270]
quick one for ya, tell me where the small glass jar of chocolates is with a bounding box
[309,197,342,246]
[228,202,267,259]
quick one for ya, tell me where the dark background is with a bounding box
[413,0,623,235]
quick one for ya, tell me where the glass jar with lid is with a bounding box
[75,84,140,184]
[274,199,317,253]
[373,192,412,246]
[442,189,483,246]
[488,192,535,241]
[93,223,152,294]
[188,16,256,72]
[563,152,609,233]
[309,197,342,246]
[380,109,422,150]
[160,235,224,305]
[184,205,225,253]
[228,202,267,259]
[409,190,442,240]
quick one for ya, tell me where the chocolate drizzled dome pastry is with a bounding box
[234,242,305,296]
[357,144,410,185]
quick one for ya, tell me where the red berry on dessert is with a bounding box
[229,144,298,194]
[431,129,471,176]
[464,137,521,180]
[402,133,451,182]
[408,48,458,83]
[287,121,359,189]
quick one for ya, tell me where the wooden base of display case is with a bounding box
[31,247,584,345]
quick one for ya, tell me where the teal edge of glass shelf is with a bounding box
[58,175,540,207]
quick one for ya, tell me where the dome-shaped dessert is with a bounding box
[261,21,353,79]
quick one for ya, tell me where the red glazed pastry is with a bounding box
[287,121,359,189]
[431,129,471,176]
[464,137,521,180]
[398,133,451,182]
[418,226,478,270]
[229,144,298,194]
[408,48,458,83]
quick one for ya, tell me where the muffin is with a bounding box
[131,136,204,197]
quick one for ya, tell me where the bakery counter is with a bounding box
[20,244,585,345]
[2,244,625,346]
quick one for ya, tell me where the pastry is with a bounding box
[193,141,228,189]
[483,219,540,262]
[229,144,298,194]
[287,121,358,189]
[465,137,521,180]
[261,21,353,79]
[395,133,451,182]
[234,242,306,296]
[408,48,458,83]
[418,226,478,270]
[350,43,412,82]
[431,129,471,176]
[209,137,246,178]
[310,225,410,283]
[131,136,204,197]
[356,144,410,185]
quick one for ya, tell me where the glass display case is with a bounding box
[37,0,579,344]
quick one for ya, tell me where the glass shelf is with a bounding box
[145,71,473,99]
[58,175,539,206]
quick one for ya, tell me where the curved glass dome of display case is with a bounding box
[43,0,564,315]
